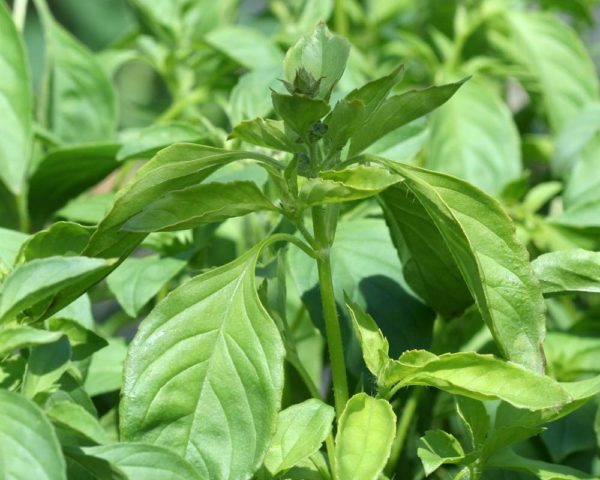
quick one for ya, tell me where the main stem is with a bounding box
[312,205,349,418]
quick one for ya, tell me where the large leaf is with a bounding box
[348,79,466,157]
[35,0,116,143]
[86,443,202,480]
[531,249,600,296]
[424,79,521,194]
[500,11,599,131]
[381,350,570,410]
[28,143,120,225]
[120,238,285,479]
[0,388,66,480]
[264,399,335,475]
[106,255,187,317]
[84,144,276,258]
[122,181,277,232]
[0,2,32,195]
[0,256,113,323]
[334,393,396,480]
[380,161,546,373]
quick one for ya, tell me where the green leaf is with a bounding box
[86,443,202,480]
[271,92,330,139]
[348,79,467,157]
[229,70,281,126]
[120,238,285,479]
[531,249,600,296]
[117,123,209,162]
[84,338,127,397]
[205,26,283,71]
[63,447,127,480]
[47,317,107,361]
[0,326,63,357]
[299,165,401,207]
[0,227,28,267]
[284,22,350,100]
[85,144,272,258]
[0,256,113,323]
[545,332,600,379]
[16,222,93,263]
[487,448,594,479]
[106,255,186,317]
[345,300,389,377]
[35,1,116,143]
[500,11,599,131]
[0,389,66,480]
[323,99,365,156]
[22,336,71,399]
[28,143,120,225]
[424,79,521,194]
[380,181,473,318]
[46,401,108,445]
[264,399,335,475]
[334,393,396,480]
[0,2,32,195]
[380,161,546,373]
[122,181,277,232]
[455,397,489,450]
[230,118,296,152]
[382,350,570,410]
[417,430,465,476]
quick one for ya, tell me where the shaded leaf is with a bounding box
[0,326,62,357]
[532,249,600,296]
[230,118,296,152]
[46,401,108,445]
[417,430,465,476]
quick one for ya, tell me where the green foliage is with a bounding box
[2,1,600,479]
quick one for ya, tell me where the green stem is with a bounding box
[12,0,28,32]
[312,205,348,419]
[334,0,348,37]
[385,388,422,475]
[16,191,30,233]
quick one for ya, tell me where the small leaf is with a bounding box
[86,443,202,480]
[22,336,71,399]
[0,389,66,480]
[47,317,107,361]
[46,401,108,445]
[455,397,489,450]
[17,221,93,262]
[230,118,296,152]
[335,393,396,480]
[0,326,62,357]
[284,22,350,100]
[264,399,335,475]
[64,447,127,480]
[122,181,277,232]
[120,238,285,479]
[106,255,187,317]
[348,79,467,157]
[299,165,401,207]
[84,338,127,397]
[382,350,571,410]
[271,92,330,139]
[531,249,600,296]
[323,99,365,156]
[345,300,389,377]
[0,256,113,323]
[417,430,465,476]
[0,2,32,195]
[0,226,28,267]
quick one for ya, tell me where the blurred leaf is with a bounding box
[83,338,127,397]
[0,2,32,195]
[230,118,296,152]
[532,249,600,296]
[229,70,281,126]
[0,226,28,267]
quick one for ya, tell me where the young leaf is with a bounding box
[380,161,547,373]
[334,393,396,480]
[322,99,365,156]
[22,336,71,399]
[35,0,117,143]
[264,399,335,475]
[120,238,285,479]
[16,221,93,262]
[46,401,109,445]
[424,79,521,194]
[417,430,465,476]
[47,317,108,361]
[284,22,350,100]
[0,256,114,323]
[345,300,389,377]
[381,350,570,410]
[0,1,32,195]
[122,181,277,232]
[531,249,600,296]
[0,389,66,480]
[0,325,63,357]
[299,165,401,207]
[106,255,187,317]
[271,92,330,139]
[348,79,467,157]
[455,397,490,450]
[86,443,203,480]
[230,118,296,152]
